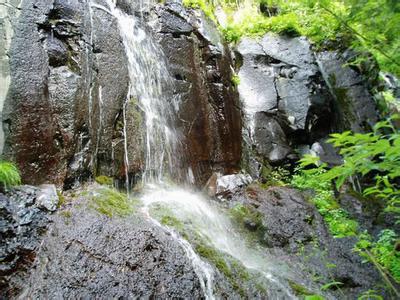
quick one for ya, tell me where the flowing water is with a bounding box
[92,1,306,298]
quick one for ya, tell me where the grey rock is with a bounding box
[230,186,383,298]
[3,0,240,188]
[2,0,144,187]
[253,112,292,164]
[0,186,53,297]
[216,173,252,199]
[36,185,59,212]
[381,72,400,99]
[47,37,68,67]
[237,33,334,169]
[316,50,378,132]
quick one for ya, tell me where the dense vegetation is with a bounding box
[291,116,400,295]
[184,0,400,76]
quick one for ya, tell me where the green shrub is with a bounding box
[295,116,400,293]
[0,160,21,189]
[291,166,358,238]
[183,0,216,21]
[231,74,240,86]
[299,116,400,217]
[355,230,400,283]
[186,0,400,76]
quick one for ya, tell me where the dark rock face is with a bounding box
[18,197,202,299]
[3,1,241,188]
[253,112,292,164]
[153,2,242,185]
[237,34,379,175]
[233,185,383,298]
[2,0,141,187]
[316,50,378,132]
[0,185,58,297]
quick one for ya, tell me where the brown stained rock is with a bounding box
[155,5,242,185]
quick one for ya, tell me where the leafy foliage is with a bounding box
[185,0,400,76]
[95,175,114,186]
[300,116,400,217]
[183,0,216,21]
[294,117,400,291]
[355,230,400,283]
[0,160,21,189]
[231,73,241,86]
[291,166,358,238]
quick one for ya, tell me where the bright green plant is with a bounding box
[183,0,217,21]
[231,73,240,86]
[89,187,134,218]
[0,160,21,189]
[355,230,400,297]
[185,0,400,76]
[299,116,400,216]
[95,175,114,186]
[295,116,400,293]
[291,166,358,237]
[357,289,384,300]
[355,230,400,283]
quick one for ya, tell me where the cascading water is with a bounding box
[91,1,312,298]
[94,0,180,185]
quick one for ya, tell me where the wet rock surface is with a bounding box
[3,0,241,187]
[316,50,378,132]
[0,185,57,297]
[237,34,334,171]
[2,0,141,187]
[237,34,379,177]
[215,173,252,199]
[230,185,383,298]
[16,193,203,299]
[153,2,242,185]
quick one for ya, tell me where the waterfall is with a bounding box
[90,1,306,298]
[92,0,180,185]
[90,1,217,297]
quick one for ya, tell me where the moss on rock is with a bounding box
[89,187,134,218]
[95,175,114,186]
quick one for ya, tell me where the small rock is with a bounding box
[216,174,252,199]
[37,185,59,212]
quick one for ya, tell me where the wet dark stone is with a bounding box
[47,37,68,67]
[237,34,334,170]
[316,50,378,132]
[153,3,242,185]
[0,186,57,298]
[20,196,203,299]
[237,33,380,177]
[229,185,384,298]
[253,112,292,164]
[3,0,141,187]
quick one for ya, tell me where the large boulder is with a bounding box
[229,185,383,298]
[22,204,203,299]
[316,50,378,132]
[237,34,334,170]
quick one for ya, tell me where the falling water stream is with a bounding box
[91,1,309,298]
